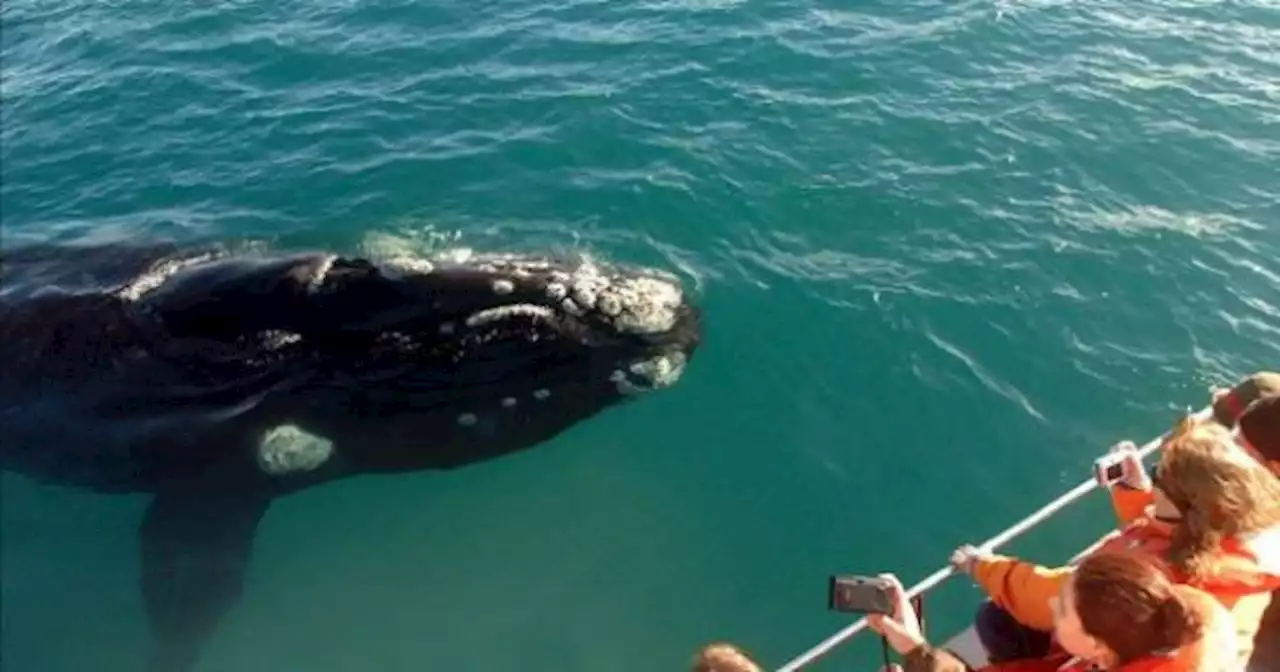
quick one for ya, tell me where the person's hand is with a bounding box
[950,544,988,576]
[1102,440,1151,491]
[865,574,925,656]
[865,573,911,636]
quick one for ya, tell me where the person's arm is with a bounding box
[902,645,974,672]
[953,547,1070,632]
[866,574,928,656]
[877,619,927,658]
[1099,441,1155,526]
[1108,483,1155,525]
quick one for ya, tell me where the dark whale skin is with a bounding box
[0,240,702,671]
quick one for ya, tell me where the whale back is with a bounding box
[0,242,270,489]
[0,241,702,492]
[0,241,190,298]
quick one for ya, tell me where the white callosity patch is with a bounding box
[598,276,682,335]
[261,330,303,348]
[457,412,477,426]
[459,252,553,276]
[117,252,219,301]
[566,262,608,312]
[412,253,686,340]
[533,388,551,400]
[501,397,517,408]
[428,251,555,284]
[597,293,622,317]
[381,255,435,278]
[558,261,683,335]
[617,351,688,394]
[306,255,339,294]
[561,298,584,316]
[441,248,473,264]
[572,285,598,310]
[375,331,420,351]
[257,424,334,476]
[465,304,558,328]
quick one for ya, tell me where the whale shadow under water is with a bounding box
[0,239,703,672]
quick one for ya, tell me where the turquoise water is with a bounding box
[3,1,1279,670]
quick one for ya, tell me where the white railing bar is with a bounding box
[774,405,1211,672]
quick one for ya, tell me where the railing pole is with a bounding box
[773,406,1210,672]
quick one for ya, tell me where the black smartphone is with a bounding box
[827,575,894,615]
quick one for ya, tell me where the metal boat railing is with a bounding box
[774,406,1211,672]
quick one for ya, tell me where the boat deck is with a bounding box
[939,629,987,667]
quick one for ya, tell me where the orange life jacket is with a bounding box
[982,585,1236,672]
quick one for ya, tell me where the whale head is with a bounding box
[128,247,702,474]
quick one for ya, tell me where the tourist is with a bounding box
[868,551,1236,671]
[956,414,1280,666]
[1211,371,1280,428]
[1236,392,1280,669]
[1238,392,1280,474]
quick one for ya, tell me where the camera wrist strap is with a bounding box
[913,595,925,635]
[879,595,925,669]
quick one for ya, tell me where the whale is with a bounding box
[0,239,702,671]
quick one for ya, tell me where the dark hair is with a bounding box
[902,646,971,672]
[1239,393,1280,464]
[1213,373,1280,426]
[1071,551,1205,663]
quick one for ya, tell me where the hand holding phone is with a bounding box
[1094,441,1150,490]
[827,575,895,615]
[862,574,928,656]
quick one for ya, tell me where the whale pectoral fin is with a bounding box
[140,484,274,672]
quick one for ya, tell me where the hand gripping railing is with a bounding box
[774,406,1212,672]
